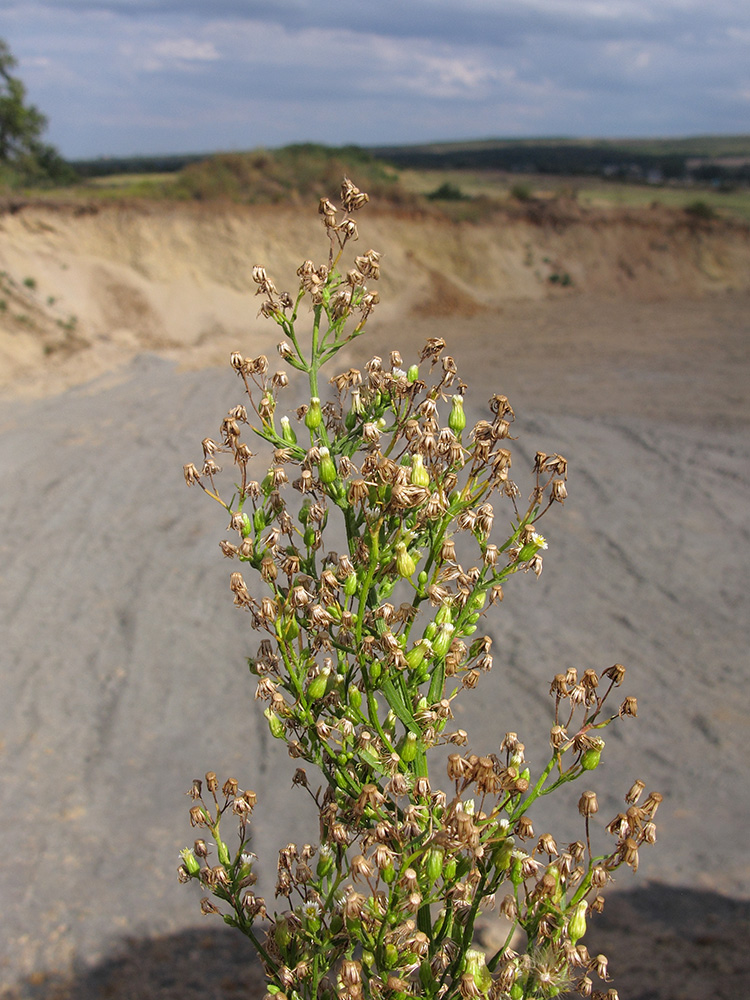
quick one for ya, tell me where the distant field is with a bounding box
[374,135,750,158]
[576,181,750,221]
[13,139,750,224]
[85,172,178,187]
[398,168,750,222]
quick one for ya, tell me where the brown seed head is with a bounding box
[642,791,663,817]
[515,815,535,840]
[578,790,599,817]
[603,663,626,684]
[625,779,646,805]
[619,696,638,717]
[183,462,201,486]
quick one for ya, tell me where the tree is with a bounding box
[0,38,70,182]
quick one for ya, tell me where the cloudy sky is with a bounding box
[2,0,749,160]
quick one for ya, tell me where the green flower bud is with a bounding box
[334,770,349,791]
[179,847,201,876]
[305,397,322,430]
[468,590,487,612]
[264,707,285,739]
[568,900,588,945]
[465,950,492,995]
[491,838,514,872]
[581,748,602,770]
[407,364,419,383]
[370,661,382,682]
[280,414,297,445]
[395,541,417,578]
[410,454,430,488]
[405,640,431,672]
[384,943,399,968]
[318,446,337,484]
[432,622,455,658]
[382,862,396,883]
[217,840,231,866]
[253,508,266,532]
[307,667,331,701]
[399,731,418,763]
[510,983,524,1000]
[274,917,293,949]
[280,615,299,641]
[426,847,444,886]
[510,855,524,886]
[547,864,563,903]
[443,856,457,881]
[344,572,358,596]
[435,602,452,626]
[449,395,466,434]
[303,526,316,548]
[423,622,437,641]
[348,684,362,711]
[417,570,428,588]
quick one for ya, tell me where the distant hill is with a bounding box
[367,135,750,183]
[70,136,750,180]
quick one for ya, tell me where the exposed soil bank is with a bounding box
[0,199,748,398]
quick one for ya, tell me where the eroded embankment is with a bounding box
[0,198,748,395]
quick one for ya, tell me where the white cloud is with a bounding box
[119,35,220,72]
[151,38,220,62]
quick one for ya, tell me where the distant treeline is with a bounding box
[70,153,206,177]
[368,139,750,184]
[69,137,750,187]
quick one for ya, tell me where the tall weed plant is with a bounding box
[180,181,659,1000]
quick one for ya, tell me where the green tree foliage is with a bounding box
[0,38,72,184]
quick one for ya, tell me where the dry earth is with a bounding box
[0,200,749,1000]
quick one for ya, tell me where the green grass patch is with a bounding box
[577,182,750,221]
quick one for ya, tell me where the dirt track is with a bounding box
[0,202,749,999]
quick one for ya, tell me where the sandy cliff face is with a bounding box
[0,199,748,396]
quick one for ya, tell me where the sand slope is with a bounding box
[0,199,748,398]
